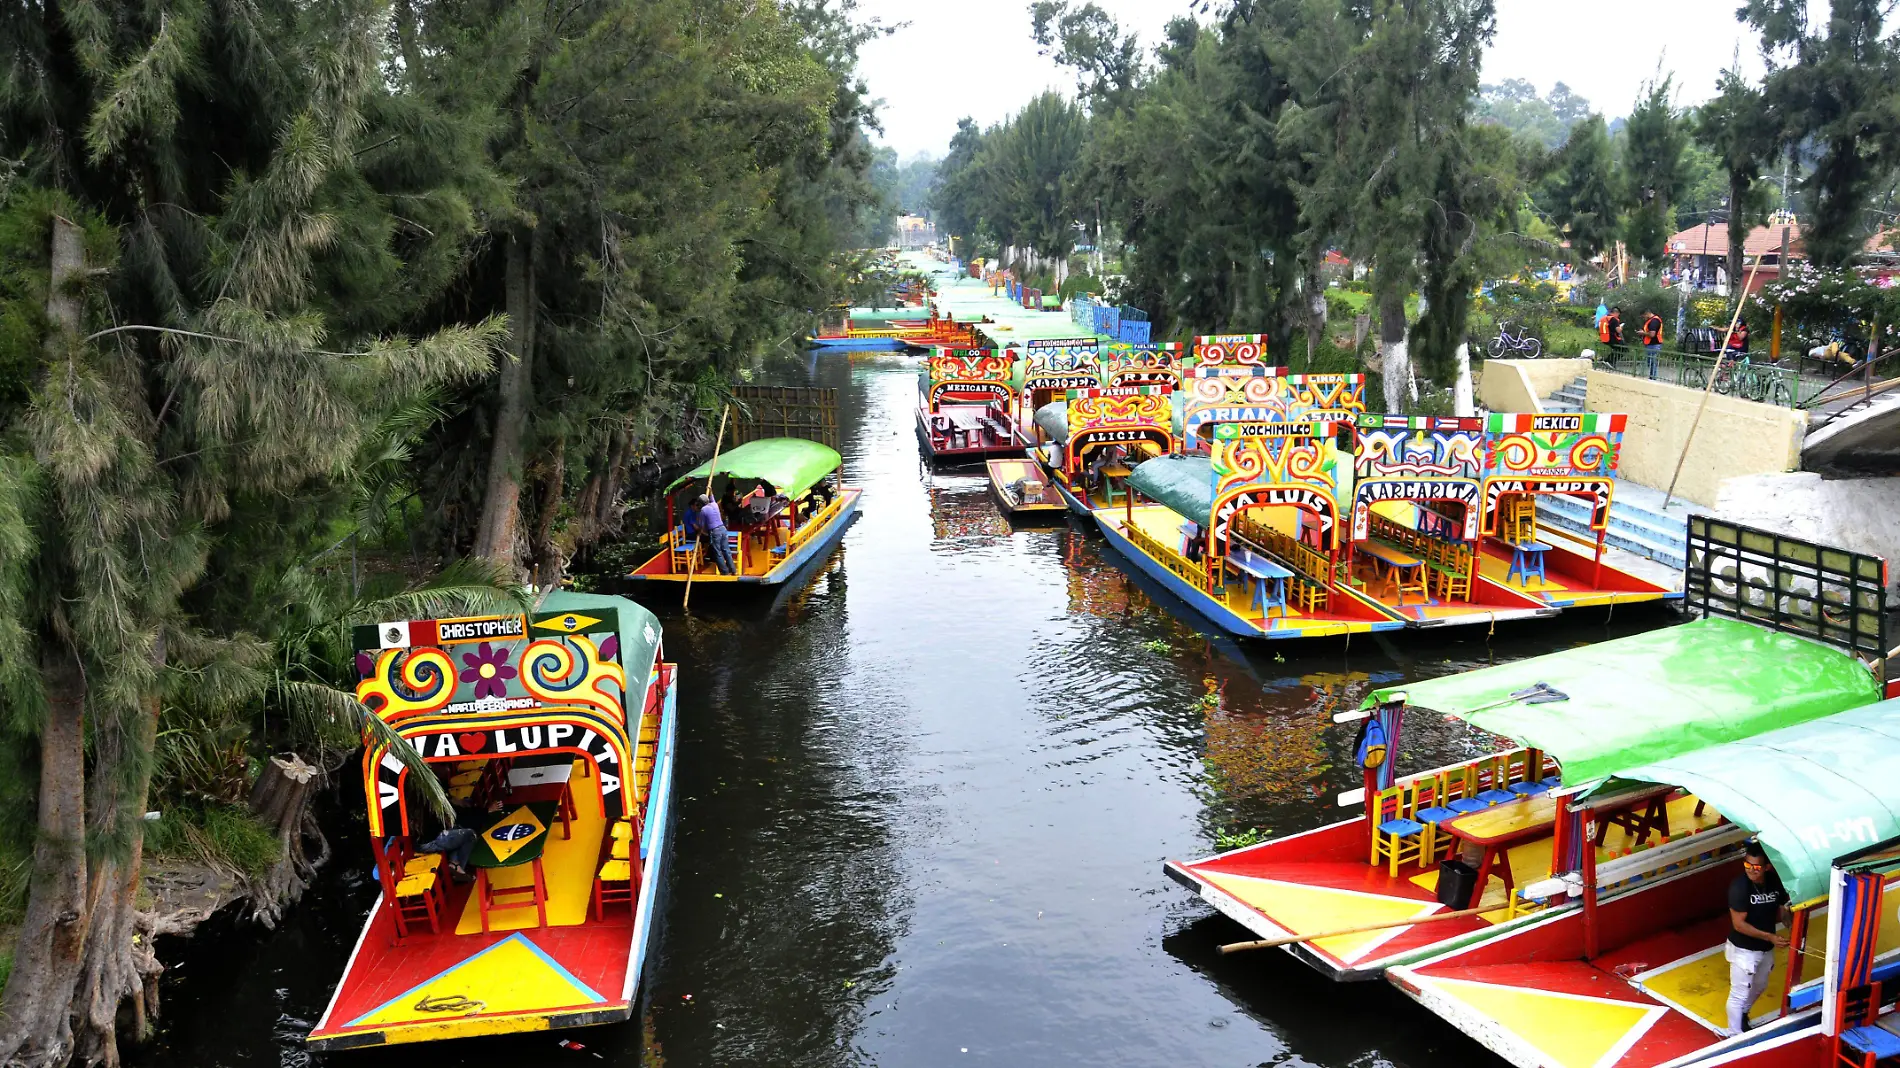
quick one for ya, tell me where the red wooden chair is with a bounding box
[1834,982,1900,1068]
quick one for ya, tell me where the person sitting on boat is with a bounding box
[686,493,735,575]
[1183,520,1205,563]
[1724,840,1791,1035]
[809,477,835,513]
[719,485,743,527]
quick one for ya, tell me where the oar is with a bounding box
[1218,902,1514,954]
[682,403,731,613]
[1460,682,1569,717]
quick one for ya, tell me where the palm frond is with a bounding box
[276,680,451,823]
[342,557,530,626]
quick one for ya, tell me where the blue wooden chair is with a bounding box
[1370,784,1428,876]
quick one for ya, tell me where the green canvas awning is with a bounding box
[1610,699,1900,902]
[665,438,841,499]
[1127,454,1214,521]
[1364,615,1883,785]
[540,590,662,688]
[849,307,927,323]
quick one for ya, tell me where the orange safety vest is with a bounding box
[1598,314,1621,344]
[1641,315,1663,344]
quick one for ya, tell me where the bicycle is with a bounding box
[1487,322,1543,358]
[1683,351,1794,407]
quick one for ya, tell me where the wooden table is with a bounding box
[1440,793,1560,908]
[471,800,557,932]
[506,761,576,839]
[1358,540,1429,606]
[1505,539,1552,586]
[1226,545,1292,618]
[1588,783,1678,848]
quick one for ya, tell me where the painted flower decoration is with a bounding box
[460,642,517,700]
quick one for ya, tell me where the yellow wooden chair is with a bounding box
[1369,783,1429,876]
[593,820,639,920]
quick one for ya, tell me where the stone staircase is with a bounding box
[1541,373,1588,414]
[1534,478,1691,572]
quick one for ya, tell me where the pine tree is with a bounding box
[1622,76,1693,264]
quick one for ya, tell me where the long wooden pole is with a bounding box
[682,403,732,612]
[1217,901,1513,954]
[1663,250,1768,509]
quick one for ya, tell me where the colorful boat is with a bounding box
[1032,385,1176,515]
[1477,414,1678,609]
[985,457,1067,520]
[624,438,860,588]
[916,349,1026,462]
[1018,337,1103,441]
[1164,610,1886,981]
[1386,700,1900,1068]
[1168,524,1890,991]
[1102,341,1184,390]
[308,592,675,1049]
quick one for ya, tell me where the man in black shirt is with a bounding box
[1725,841,1791,1035]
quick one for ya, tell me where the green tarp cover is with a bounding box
[1365,615,1882,786]
[665,438,841,499]
[1035,401,1072,444]
[1609,699,1900,901]
[1127,454,1214,521]
[849,307,927,322]
[540,590,663,695]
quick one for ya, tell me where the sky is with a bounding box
[855,0,1801,160]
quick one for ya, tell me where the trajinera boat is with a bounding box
[1030,385,1176,515]
[916,349,1026,462]
[309,592,676,1049]
[624,437,860,588]
[1090,334,1675,639]
[1169,521,1897,1068]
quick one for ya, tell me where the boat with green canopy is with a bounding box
[625,438,860,588]
[1385,697,1900,1068]
[1164,611,1887,982]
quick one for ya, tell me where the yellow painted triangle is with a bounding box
[1200,872,1438,962]
[483,806,546,864]
[1430,978,1659,1068]
[534,612,602,633]
[348,934,604,1027]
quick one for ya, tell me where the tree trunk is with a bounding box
[1727,175,1748,304]
[246,755,322,928]
[472,229,536,570]
[69,636,164,1068]
[1377,285,1410,414]
[0,216,93,1068]
[1453,341,1475,416]
[0,645,91,1068]
[1303,248,1326,367]
[530,437,565,589]
[392,0,423,81]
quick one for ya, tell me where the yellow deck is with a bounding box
[1632,877,1900,1033]
[454,760,605,935]
[635,492,852,582]
[1119,505,1337,628]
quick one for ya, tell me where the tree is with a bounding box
[1540,116,1623,264]
[1621,76,1693,264]
[1695,67,1778,301]
[1744,0,1900,266]
[1030,1,1142,113]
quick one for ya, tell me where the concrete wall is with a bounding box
[1716,473,1900,582]
[1585,371,1807,508]
[1478,358,1590,414]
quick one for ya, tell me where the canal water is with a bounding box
[131,351,1677,1068]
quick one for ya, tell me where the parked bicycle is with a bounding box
[1486,322,1543,358]
[1683,351,1794,407]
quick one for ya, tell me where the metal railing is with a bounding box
[1591,345,1812,408]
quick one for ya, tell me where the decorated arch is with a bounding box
[1480,413,1625,535]
[1208,422,1351,556]
[1352,415,1485,541]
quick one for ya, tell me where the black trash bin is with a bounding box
[1436,859,1479,909]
